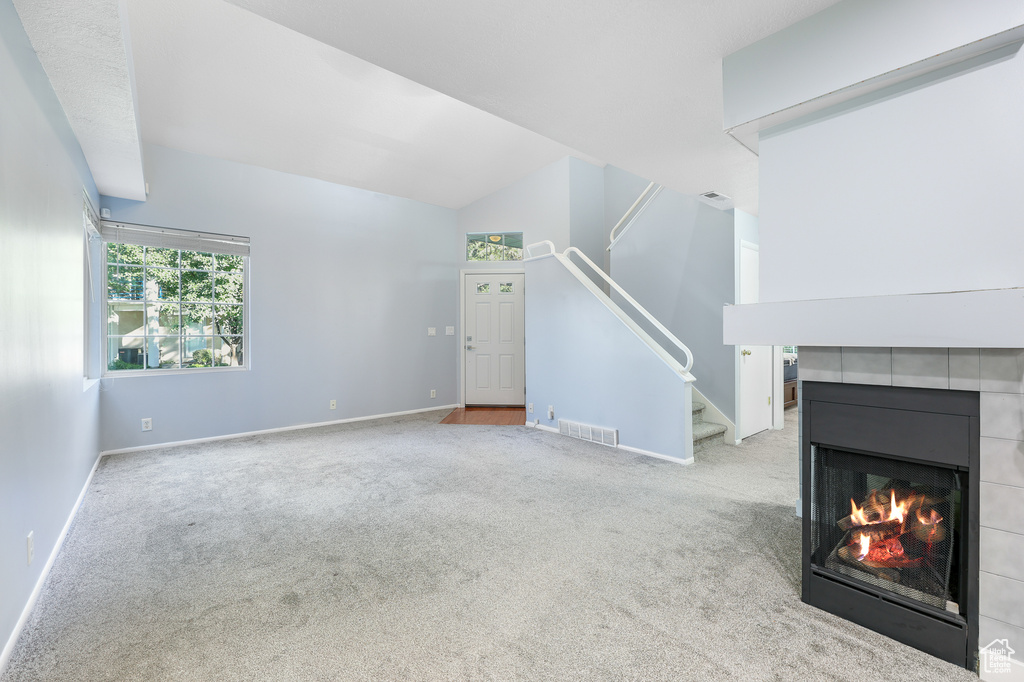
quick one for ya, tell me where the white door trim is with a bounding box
[458,268,524,406]
[735,240,757,441]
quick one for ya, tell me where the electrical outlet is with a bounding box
[27,531,33,566]
[547,405,554,420]
[430,389,436,399]
[427,327,436,336]
[528,403,534,413]
[445,326,455,336]
[330,399,337,410]
[141,418,152,432]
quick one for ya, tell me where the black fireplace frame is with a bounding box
[801,381,979,668]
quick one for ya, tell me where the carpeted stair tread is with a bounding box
[692,420,727,442]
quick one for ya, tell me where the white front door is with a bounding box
[464,273,525,406]
[739,242,773,438]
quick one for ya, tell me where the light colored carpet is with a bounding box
[2,409,976,681]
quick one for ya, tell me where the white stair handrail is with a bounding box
[608,184,664,251]
[608,181,656,245]
[561,246,694,373]
[524,240,557,260]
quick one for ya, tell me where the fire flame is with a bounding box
[850,498,869,526]
[915,507,944,544]
[888,489,909,524]
[844,488,944,567]
[855,532,870,560]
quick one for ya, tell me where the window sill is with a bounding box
[83,378,99,392]
[101,366,249,379]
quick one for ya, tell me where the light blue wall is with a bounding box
[99,144,458,451]
[525,256,692,460]
[0,0,101,662]
[606,168,737,422]
[457,157,570,269]
[567,158,607,275]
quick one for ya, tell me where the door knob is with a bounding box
[466,345,477,351]
[742,349,752,356]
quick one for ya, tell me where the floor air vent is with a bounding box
[558,419,619,447]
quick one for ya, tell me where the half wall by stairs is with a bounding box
[524,241,700,464]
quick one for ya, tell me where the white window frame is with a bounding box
[83,193,101,385]
[100,221,251,377]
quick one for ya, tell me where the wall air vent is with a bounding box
[698,191,734,210]
[558,419,619,447]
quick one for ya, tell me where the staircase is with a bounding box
[525,240,697,463]
[692,400,727,453]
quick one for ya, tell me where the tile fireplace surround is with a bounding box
[799,347,1024,679]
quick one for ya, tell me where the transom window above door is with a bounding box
[466,232,523,261]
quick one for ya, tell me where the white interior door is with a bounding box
[739,242,772,438]
[464,273,525,405]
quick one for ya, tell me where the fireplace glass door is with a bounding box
[810,446,963,612]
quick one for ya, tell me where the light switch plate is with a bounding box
[427,327,436,336]
[445,326,455,336]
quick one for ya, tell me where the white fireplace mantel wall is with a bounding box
[721,0,1024,346]
[799,346,1024,674]
[722,0,1024,672]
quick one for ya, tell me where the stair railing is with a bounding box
[608,182,664,251]
[525,240,694,375]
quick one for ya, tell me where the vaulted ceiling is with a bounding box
[14,0,839,211]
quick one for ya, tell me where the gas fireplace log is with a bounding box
[835,524,926,570]
[833,545,901,582]
[837,516,902,533]
[836,495,944,532]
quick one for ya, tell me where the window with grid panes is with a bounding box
[103,223,248,373]
[466,232,523,261]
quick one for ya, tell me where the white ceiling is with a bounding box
[13,0,146,200]
[225,0,841,214]
[125,0,602,209]
[17,0,842,212]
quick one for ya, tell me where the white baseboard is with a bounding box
[691,386,737,445]
[524,422,559,434]
[0,454,102,676]
[617,444,694,466]
[100,405,460,457]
